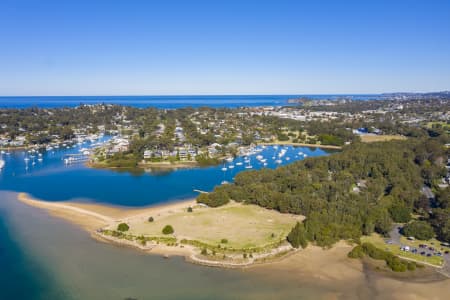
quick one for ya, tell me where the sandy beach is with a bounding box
[17,193,299,265]
[17,193,450,299]
[18,193,196,231]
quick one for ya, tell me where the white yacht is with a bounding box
[0,159,5,170]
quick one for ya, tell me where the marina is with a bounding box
[0,142,331,206]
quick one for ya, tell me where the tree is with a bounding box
[374,209,393,236]
[117,223,129,232]
[187,207,193,213]
[196,186,229,207]
[430,208,450,242]
[162,225,174,235]
[402,221,434,240]
[389,205,411,223]
[148,216,154,222]
[287,222,308,249]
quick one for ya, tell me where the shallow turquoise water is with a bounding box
[0,191,346,300]
[0,143,335,299]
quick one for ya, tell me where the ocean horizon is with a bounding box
[0,94,382,109]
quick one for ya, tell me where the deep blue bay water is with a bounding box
[0,96,346,299]
[0,94,381,109]
[0,142,331,206]
[0,142,335,299]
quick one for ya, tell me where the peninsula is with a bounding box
[18,193,303,267]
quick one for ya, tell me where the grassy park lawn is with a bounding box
[426,121,450,130]
[361,234,444,266]
[359,134,407,143]
[123,202,303,249]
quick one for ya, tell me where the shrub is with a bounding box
[362,243,387,260]
[221,238,228,244]
[187,207,193,213]
[117,223,129,232]
[148,216,154,222]
[402,221,434,240]
[201,248,207,255]
[162,225,174,235]
[361,242,410,272]
[407,262,416,271]
[348,245,365,259]
[386,255,407,272]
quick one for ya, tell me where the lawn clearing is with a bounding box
[359,134,407,143]
[120,202,303,250]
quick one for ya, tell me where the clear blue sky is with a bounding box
[1,0,449,95]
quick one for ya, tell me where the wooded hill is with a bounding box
[198,136,449,247]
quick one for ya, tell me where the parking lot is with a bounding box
[386,225,450,276]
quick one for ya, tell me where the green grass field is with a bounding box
[426,121,450,130]
[359,134,407,143]
[361,234,444,266]
[122,202,303,249]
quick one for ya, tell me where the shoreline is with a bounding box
[15,192,450,298]
[86,159,221,171]
[17,193,298,268]
[259,142,343,150]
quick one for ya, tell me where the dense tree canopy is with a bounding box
[198,137,448,247]
[402,221,435,240]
